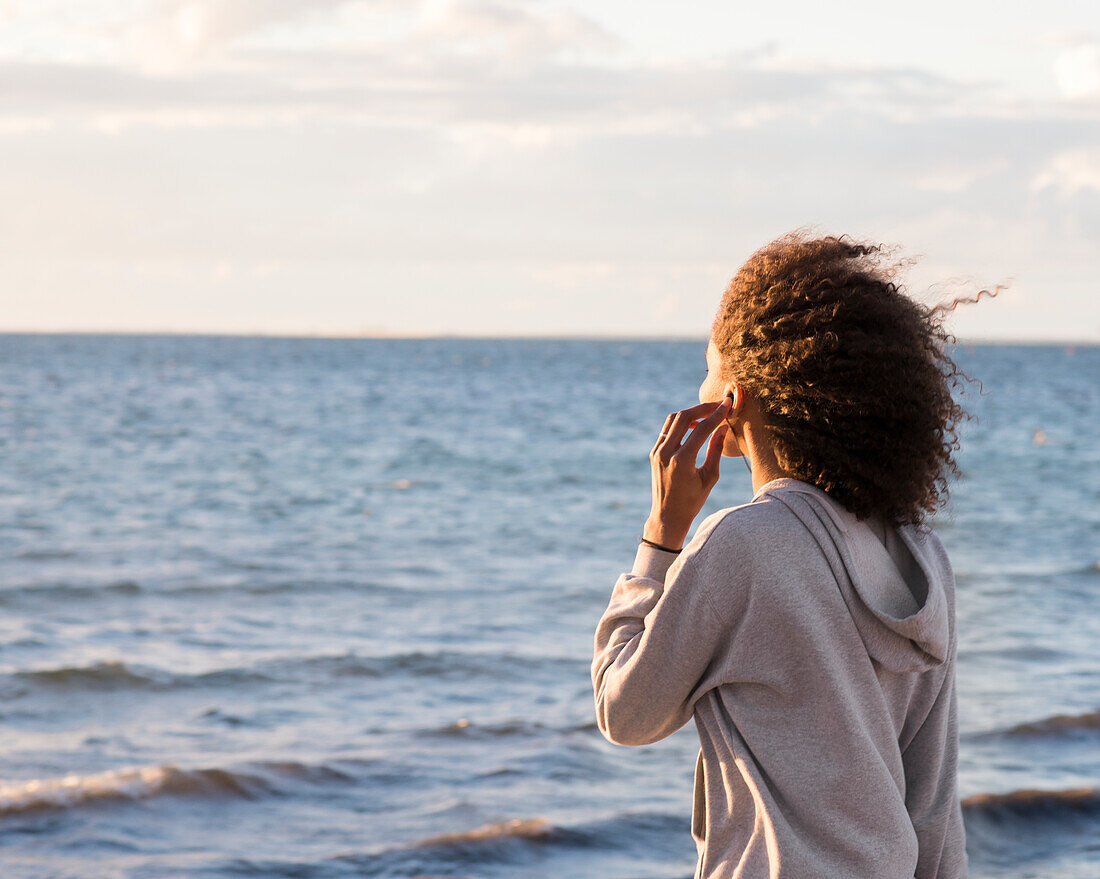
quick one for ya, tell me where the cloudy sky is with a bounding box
[2,1,1099,340]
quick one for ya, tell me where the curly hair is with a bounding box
[710,231,992,526]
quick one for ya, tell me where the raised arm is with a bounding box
[592,397,741,746]
[591,516,740,746]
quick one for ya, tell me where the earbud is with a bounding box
[724,390,739,425]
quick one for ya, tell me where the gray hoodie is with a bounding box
[592,477,967,878]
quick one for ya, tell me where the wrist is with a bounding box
[643,517,688,551]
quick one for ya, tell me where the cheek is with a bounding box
[698,375,718,405]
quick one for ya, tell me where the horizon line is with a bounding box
[0,329,1097,346]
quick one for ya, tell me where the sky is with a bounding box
[1,0,1099,341]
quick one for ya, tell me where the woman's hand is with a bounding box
[643,399,732,551]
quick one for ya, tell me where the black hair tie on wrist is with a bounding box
[639,536,683,554]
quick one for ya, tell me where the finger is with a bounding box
[662,401,725,453]
[677,398,732,457]
[650,412,676,457]
[699,423,727,485]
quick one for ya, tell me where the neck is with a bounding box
[748,454,794,496]
[741,420,795,495]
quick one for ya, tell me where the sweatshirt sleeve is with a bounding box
[901,652,969,879]
[591,516,736,747]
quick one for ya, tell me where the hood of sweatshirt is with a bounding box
[756,478,950,673]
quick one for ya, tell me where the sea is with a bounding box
[0,334,1097,879]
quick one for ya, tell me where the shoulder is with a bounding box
[672,494,826,639]
[682,492,816,570]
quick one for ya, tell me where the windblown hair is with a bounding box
[711,231,990,526]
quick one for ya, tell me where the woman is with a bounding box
[592,233,971,878]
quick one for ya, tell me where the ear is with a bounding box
[724,383,745,414]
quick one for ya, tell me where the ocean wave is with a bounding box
[0,577,409,606]
[5,660,262,694]
[424,717,598,740]
[3,650,586,696]
[962,786,1100,821]
[208,811,692,877]
[0,765,267,817]
[327,811,687,873]
[11,660,165,691]
[0,580,142,605]
[1005,708,1100,737]
[0,759,355,819]
[959,644,1070,662]
[416,817,555,848]
[964,706,1100,741]
[9,548,80,561]
[284,649,584,684]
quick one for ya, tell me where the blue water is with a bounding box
[0,334,1097,878]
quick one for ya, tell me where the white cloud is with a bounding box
[0,49,1024,143]
[121,0,349,72]
[0,115,52,133]
[416,0,619,67]
[914,158,1011,193]
[1055,42,1100,99]
[1031,148,1100,195]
